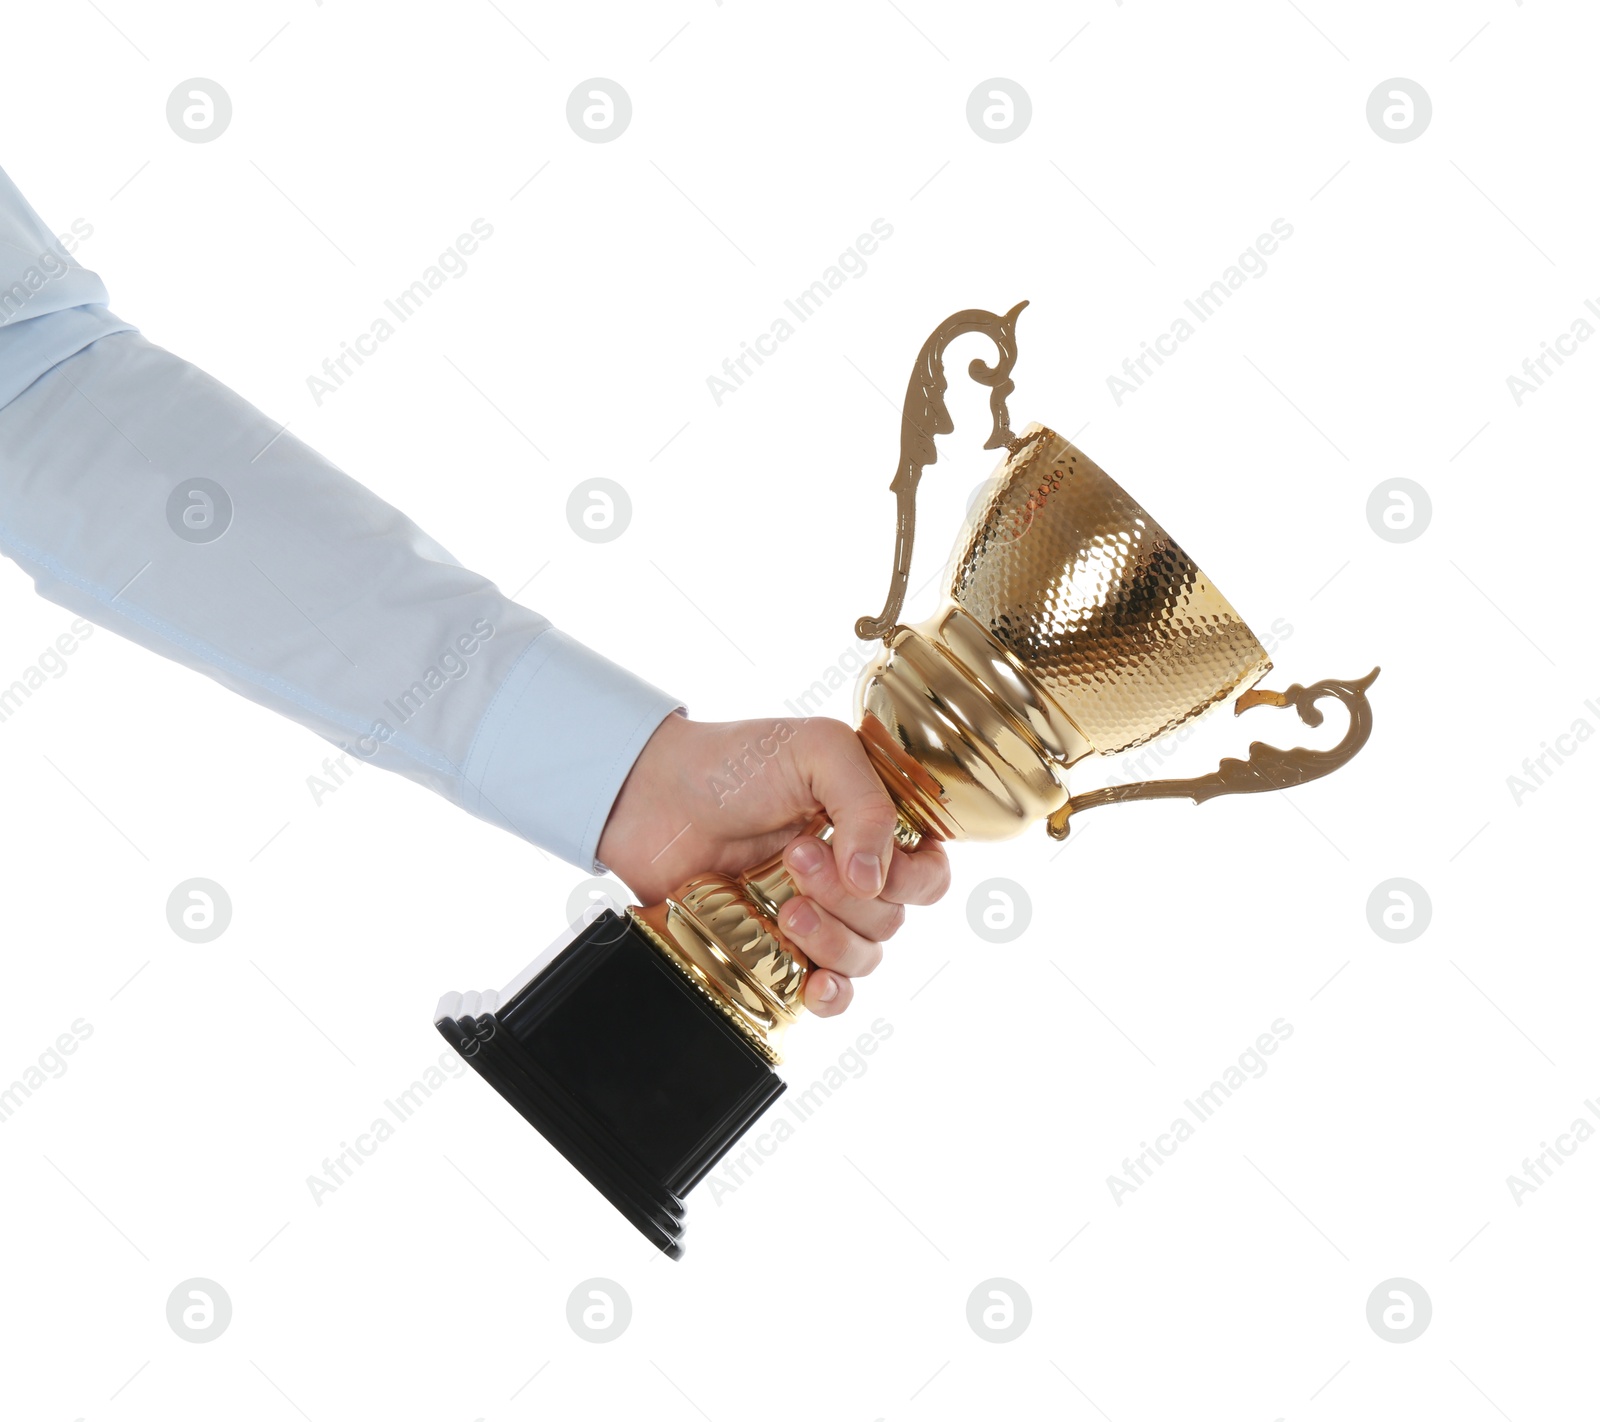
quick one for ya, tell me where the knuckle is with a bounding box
[784,837,834,887]
[795,715,847,755]
[817,915,854,963]
[837,801,898,862]
[784,901,845,964]
[900,846,951,904]
[857,796,899,833]
[858,938,886,975]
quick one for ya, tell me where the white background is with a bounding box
[2,1,1597,1419]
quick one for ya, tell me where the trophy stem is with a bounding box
[626,802,924,1065]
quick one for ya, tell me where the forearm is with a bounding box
[0,319,680,869]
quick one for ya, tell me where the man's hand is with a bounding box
[595,714,950,1018]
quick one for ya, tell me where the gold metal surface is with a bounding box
[857,301,1028,642]
[629,302,1379,1063]
[629,810,925,1064]
[950,424,1273,755]
[628,848,815,1065]
[856,603,1090,842]
[1046,667,1381,838]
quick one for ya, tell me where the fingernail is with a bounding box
[817,973,839,1003]
[788,838,824,874]
[849,852,884,894]
[786,901,820,936]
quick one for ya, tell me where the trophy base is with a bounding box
[435,909,786,1258]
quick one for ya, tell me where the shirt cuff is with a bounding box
[460,626,684,872]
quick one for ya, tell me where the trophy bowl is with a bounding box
[857,420,1274,845]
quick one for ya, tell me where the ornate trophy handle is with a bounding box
[855,301,1030,642]
[1045,668,1382,839]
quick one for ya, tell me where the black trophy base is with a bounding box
[435,909,784,1257]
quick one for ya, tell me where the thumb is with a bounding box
[791,719,899,898]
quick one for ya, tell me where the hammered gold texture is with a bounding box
[949,425,1271,754]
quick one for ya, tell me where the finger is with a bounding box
[804,967,854,1018]
[783,835,907,942]
[881,839,952,908]
[790,719,898,899]
[778,895,884,980]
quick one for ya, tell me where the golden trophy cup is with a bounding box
[437,303,1379,1256]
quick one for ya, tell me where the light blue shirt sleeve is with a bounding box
[0,164,682,873]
